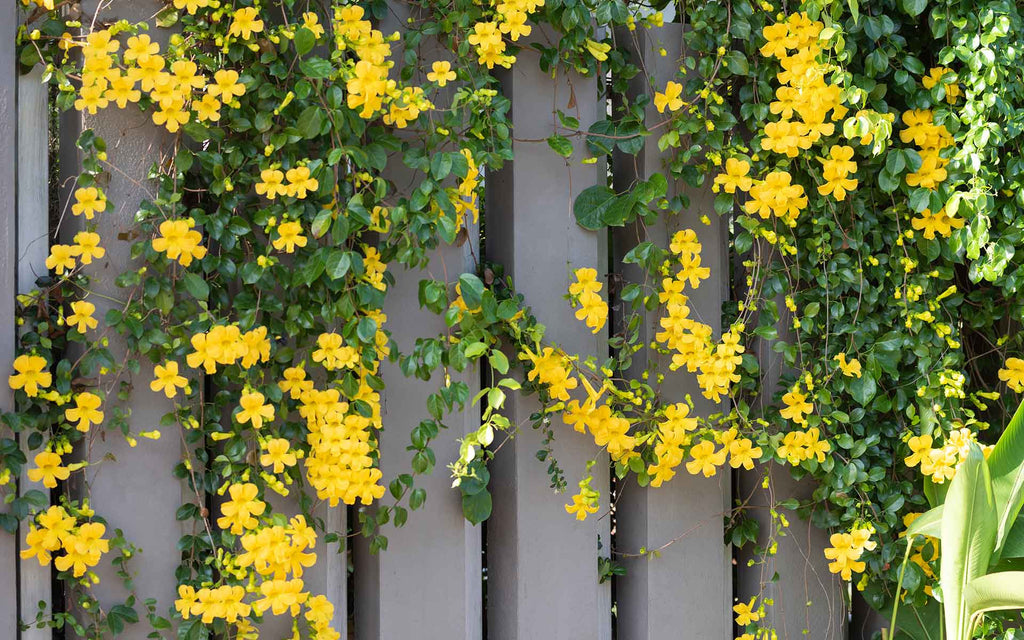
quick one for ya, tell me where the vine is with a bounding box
[6,0,1024,637]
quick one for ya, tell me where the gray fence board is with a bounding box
[354,235,482,639]
[485,35,611,640]
[612,25,732,640]
[1,1,19,635]
[737,306,847,639]
[17,65,52,640]
[73,3,183,634]
[352,5,483,634]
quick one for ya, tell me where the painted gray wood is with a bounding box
[485,32,611,640]
[353,5,482,636]
[72,3,183,636]
[1,2,19,636]
[354,230,483,640]
[736,300,847,638]
[17,65,53,640]
[611,25,732,640]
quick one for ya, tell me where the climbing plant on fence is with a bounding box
[6,0,1024,636]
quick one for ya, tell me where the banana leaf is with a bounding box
[939,444,997,640]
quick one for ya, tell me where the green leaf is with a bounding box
[905,504,943,539]
[965,572,1024,623]
[458,273,484,308]
[1001,517,1024,559]
[901,0,927,16]
[155,6,179,28]
[573,185,636,230]
[311,209,333,238]
[357,317,377,343]
[574,185,617,230]
[182,273,209,300]
[299,57,334,79]
[987,399,1024,560]
[294,28,316,56]
[326,250,351,280]
[714,192,735,216]
[488,349,509,374]
[546,135,574,158]
[940,444,997,640]
[724,50,749,75]
[462,489,492,524]
[296,106,324,139]
[848,371,876,406]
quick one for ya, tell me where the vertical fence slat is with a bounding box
[485,35,611,640]
[73,3,184,624]
[17,65,53,639]
[737,308,847,638]
[1,1,19,635]
[352,4,482,635]
[303,502,347,638]
[354,236,482,639]
[612,24,732,640]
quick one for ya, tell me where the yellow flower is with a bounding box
[654,81,684,113]
[27,451,70,489]
[301,12,325,39]
[904,434,933,468]
[65,391,103,432]
[72,231,105,265]
[124,34,159,61]
[217,482,266,534]
[728,438,762,470]
[818,145,858,201]
[285,166,318,199]
[564,492,599,521]
[71,187,106,220]
[175,584,198,620]
[685,439,727,477]
[74,84,109,114]
[229,7,265,40]
[46,244,77,275]
[152,99,190,133]
[585,39,611,62]
[54,521,108,577]
[152,218,207,266]
[713,158,752,193]
[922,66,960,104]
[237,391,275,430]
[911,208,964,240]
[427,61,457,87]
[733,597,761,626]
[66,300,98,333]
[999,357,1024,393]
[824,528,873,580]
[173,0,210,14]
[780,388,813,424]
[252,578,309,616]
[194,94,222,122]
[524,347,578,401]
[833,353,862,378]
[260,438,297,473]
[278,366,313,399]
[255,169,287,200]
[150,361,188,398]
[207,69,246,101]
[9,354,52,397]
[312,332,359,370]
[565,476,600,521]
[272,221,308,253]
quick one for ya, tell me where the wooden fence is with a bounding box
[0,5,888,639]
